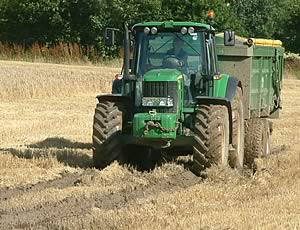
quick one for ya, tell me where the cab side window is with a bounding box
[206,34,217,76]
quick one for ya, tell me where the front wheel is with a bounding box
[192,104,230,175]
[92,101,123,169]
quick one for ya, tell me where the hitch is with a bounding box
[143,121,177,135]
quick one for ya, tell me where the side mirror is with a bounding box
[104,28,120,46]
[224,31,235,46]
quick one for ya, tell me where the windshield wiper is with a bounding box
[174,34,201,56]
[150,37,173,56]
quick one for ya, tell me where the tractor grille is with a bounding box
[142,81,178,113]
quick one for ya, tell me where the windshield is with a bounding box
[134,31,206,76]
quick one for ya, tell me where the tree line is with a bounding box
[0,0,299,60]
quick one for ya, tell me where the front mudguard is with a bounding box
[96,94,132,121]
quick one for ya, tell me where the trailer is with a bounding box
[216,35,284,167]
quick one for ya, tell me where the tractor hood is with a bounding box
[144,69,182,82]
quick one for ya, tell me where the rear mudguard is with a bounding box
[196,76,242,144]
[214,74,242,101]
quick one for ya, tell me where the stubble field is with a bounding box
[0,60,299,229]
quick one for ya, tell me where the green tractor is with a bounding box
[92,20,284,174]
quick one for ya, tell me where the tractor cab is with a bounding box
[133,25,209,104]
[112,22,219,107]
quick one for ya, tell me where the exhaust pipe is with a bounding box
[123,22,130,79]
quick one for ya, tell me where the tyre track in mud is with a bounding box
[0,146,287,229]
[0,171,84,201]
[0,168,201,229]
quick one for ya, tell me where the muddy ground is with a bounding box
[0,61,299,229]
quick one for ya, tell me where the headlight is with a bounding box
[151,27,158,34]
[181,27,188,34]
[188,27,195,34]
[142,97,174,107]
[144,27,150,35]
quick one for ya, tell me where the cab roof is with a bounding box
[132,21,213,31]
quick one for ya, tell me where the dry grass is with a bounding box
[0,60,120,146]
[0,60,299,229]
[0,60,118,101]
[0,97,95,146]
[0,42,119,65]
[285,58,300,79]
[0,153,76,189]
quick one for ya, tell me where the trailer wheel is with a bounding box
[229,87,245,170]
[92,101,123,169]
[244,118,270,168]
[262,120,271,157]
[192,104,230,175]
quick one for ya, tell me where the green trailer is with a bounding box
[92,21,284,174]
[215,35,284,167]
[216,35,284,119]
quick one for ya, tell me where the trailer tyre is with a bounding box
[229,87,245,170]
[92,101,123,169]
[244,118,270,168]
[193,104,230,175]
[264,121,271,157]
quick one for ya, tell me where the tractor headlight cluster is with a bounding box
[142,97,174,107]
[181,26,195,35]
[144,27,158,35]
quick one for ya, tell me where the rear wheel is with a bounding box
[229,87,245,170]
[92,101,123,169]
[244,118,270,169]
[192,104,230,175]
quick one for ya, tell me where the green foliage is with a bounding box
[0,0,299,56]
[0,0,65,43]
[160,0,242,31]
[277,0,300,53]
[229,0,287,38]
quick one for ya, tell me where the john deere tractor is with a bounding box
[92,21,283,174]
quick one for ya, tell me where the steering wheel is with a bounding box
[162,55,183,69]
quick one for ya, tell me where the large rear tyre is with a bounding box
[92,101,123,169]
[244,118,270,169]
[192,104,230,176]
[229,87,245,170]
